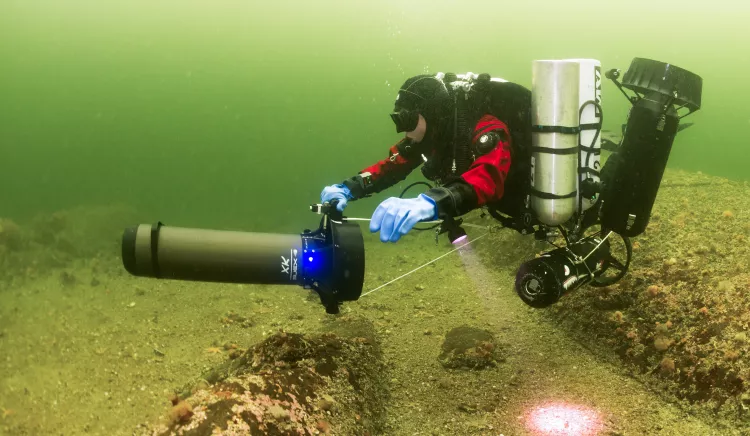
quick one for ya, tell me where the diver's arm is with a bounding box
[341,138,423,199]
[423,115,512,219]
[422,180,478,220]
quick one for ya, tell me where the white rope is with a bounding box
[360,232,489,297]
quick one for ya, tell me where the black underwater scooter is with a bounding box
[121,201,364,315]
[120,58,702,313]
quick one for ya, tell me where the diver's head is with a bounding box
[390,75,451,142]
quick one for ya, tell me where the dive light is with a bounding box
[515,230,632,308]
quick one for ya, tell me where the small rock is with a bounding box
[423,329,432,336]
[659,357,675,373]
[655,323,669,335]
[438,378,452,389]
[267,405,289,421]
[316,420,331,434]
[317,395,335,411]
[654,335,672,351]
[718,281,735,293]
[415,284,425,291]
[438,326,499,369]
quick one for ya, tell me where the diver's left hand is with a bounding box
[370,194,437,243]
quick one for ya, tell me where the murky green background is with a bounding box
[2,2,750,435]
[1,0,747,232]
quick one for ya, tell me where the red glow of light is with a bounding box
[526,402,604,436]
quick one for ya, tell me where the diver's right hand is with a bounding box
[321,184,354,212]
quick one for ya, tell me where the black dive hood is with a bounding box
[391,74,452,137]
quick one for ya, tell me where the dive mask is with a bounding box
[390,108,420,133]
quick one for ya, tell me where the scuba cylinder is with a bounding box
[530,60,581,226]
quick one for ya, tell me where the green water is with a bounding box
[2,1,750,435]
[1,0,747,232]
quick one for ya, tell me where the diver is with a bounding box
[321,73,533,243]
[122,59,702,313]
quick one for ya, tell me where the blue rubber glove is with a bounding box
[321,184,354,212]
[369,194,437,243]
